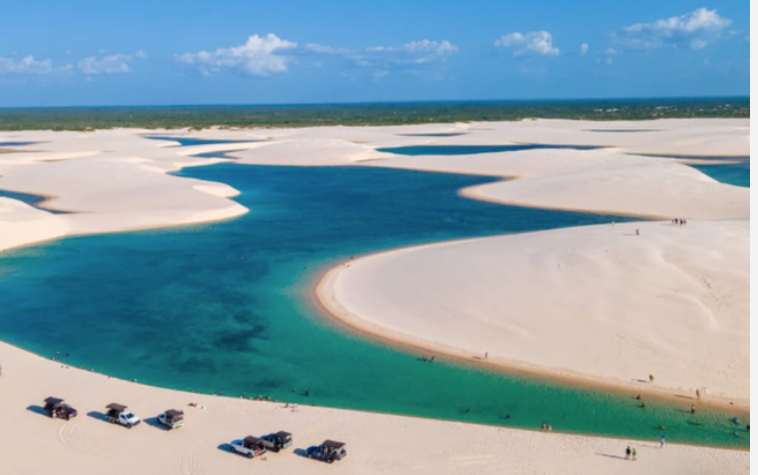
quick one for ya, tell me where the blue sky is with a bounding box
[0,0,750,107]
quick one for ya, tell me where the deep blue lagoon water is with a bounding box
[0,164,747,448]
[377,144,601,155]
[0,141,36,147]
[691,161,750,188]
[0,189,70,214]
[144,136,254,147]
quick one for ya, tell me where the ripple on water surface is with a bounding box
[0,164,747,448]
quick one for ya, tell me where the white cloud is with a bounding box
[0,55,54,74]
[612,8,732,50]
[495,31,559,57]
[580,43,589,55]
[305,44,351,55]
[177,34,297,76]
[78,52,145,74]
[304,39,457,78]
[606,48,618,55]
[366,40,458,65]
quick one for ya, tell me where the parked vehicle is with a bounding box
[157,409,184,430]
[43,397,77,420]
[230,436,267,459]
[105,403,141,428]
[307,440,347,463]
[260,431,292,452]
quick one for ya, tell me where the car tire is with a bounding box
[247,453,254,459]
[65,415,70,421]
[127,423,132,429]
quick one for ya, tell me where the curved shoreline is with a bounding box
[313,245,749,413]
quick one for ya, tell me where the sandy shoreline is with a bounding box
[0,340,749,475]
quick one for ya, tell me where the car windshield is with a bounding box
[124,412,135,418]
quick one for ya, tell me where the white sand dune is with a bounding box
[0,342,748,475]
[319,220,749,403]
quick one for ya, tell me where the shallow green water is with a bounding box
[0,164,748,448]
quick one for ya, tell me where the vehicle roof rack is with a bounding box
[323,440,345,449]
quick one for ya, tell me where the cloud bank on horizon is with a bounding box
[0,4,748,104]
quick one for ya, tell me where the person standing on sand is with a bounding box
[632,448,637,461]
[541,422,547,431]
[636,229,640,236]
[649,374,654,383]
[660,436,665,448]
[625,446,631,460]
[696,389,701,400]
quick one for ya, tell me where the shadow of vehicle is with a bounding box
[143,417,167,430]
[293,448,310,458]
[218,443,233,453]
[26,405,50,417]
[87,411,110,422]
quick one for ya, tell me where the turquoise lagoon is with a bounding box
[691,160,750,188]
[0,163,748,448]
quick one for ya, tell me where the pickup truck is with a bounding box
[230,436,267,459]
[260,431,292,452]
[307,440,347,463]
[106,403,141,428]
[43,397,78,420]
[157,409,184,430]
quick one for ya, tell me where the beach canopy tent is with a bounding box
[106,403,128,412]
[44,397,64,406]
[323,440,346,449]
[275,431,292,439]
[165,409,183,418]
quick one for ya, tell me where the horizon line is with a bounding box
[0,95,750,111]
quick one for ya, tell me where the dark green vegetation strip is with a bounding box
[0,98,749,131]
